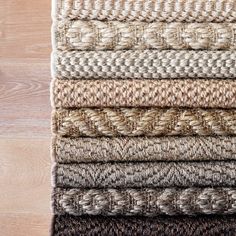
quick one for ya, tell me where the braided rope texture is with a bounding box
[56,21,236,51]
[53,50,236,79]
[56,0,236,22]
[53,188,236,216]
[52,136,236,163]
[52,215,236,236]
[52,79,236,108]
[53,162,236,188]
[52,108,236,137]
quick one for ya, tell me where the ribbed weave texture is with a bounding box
[53,188,236,216]
[55,0,236,23]
[56,21,236,51]
[53,50,236,79]
[52,108,236,137]
[53,162,236,188]
[52,215,236,236]
[52,136,236,163]
[52,79,236,108]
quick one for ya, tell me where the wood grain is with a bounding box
[0,0,51,138]
[0,0,52,234]
[0,139,51,234]
[0,214,51,236]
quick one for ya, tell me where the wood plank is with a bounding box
[0,139,51,214]
[0,0,51,138]
[0,0,51,59]
[0,0,54,234]
[0,214,51,236]
[0,58,51,138]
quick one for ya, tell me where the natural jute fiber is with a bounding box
[52,50,236,79]
[54,0,236,23]
[53,188,236,216]
[52,215,236,236]
[52,136,236,163]
[56,21,236,51]
[52,108,236,137]
[53,162,236,188]
[52,79,236,109]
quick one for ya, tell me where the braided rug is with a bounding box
[52,108,236,137]
[56,21,236,51]
[53,162,236,188]
[52,136,236,163]
[52,50,236,79]
[53,188,236,216]
[52,215,236,236]
[54,0,236,22]
[52,79,236,108]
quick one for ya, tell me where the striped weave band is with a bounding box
[52,79,236,108]
[55,0,236,22]
[55,21,236,51]
[53,188,236,216]
[52,108,236,137]
[52,50,236,79]
[52,136,236,163]
[53,162,236,188]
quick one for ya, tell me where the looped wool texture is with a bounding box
[52,215,236,236]
[52,136,236,163]
[52,108,236,137]
[53,188,236,216]
[53,50,236,79]
[52,79,236,108]
[55,0,236,22]
[56,21,236,50]
[53,162,236,188]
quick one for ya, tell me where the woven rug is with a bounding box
[52,108,236,137]
[52,50,236,79]
[52,215,236,236]
[51,0,236,234]
[52,136,236,163]
[52,79,236,108]
[54,0,236,22]
[53,162,236,188]
[53,188,236,216]
[55,21,236,51]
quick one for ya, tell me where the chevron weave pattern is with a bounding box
[53,162,236,188]
[52,79,236,108]
[55,0,236,23]
[52,215,236,236]
[56,21,236,51]
[52,136,236,163]
[53,188,236,216]
[53,50,236,79]
[52,108,236,137]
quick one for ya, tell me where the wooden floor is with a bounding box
[0,0,52,235]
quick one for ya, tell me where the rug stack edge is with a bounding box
[51,0,236,235]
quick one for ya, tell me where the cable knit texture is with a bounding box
[52,215,236,236]
[52,136,236,163]
[52,108,236,137]
[53,188,236,216]
[52,79,236,108]
[56,21,236,51]
[53,50,236,79]
[56,0,236,22]
[53,162,236,188]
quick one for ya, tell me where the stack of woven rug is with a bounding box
[51,0,236,235]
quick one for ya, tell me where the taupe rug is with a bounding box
[53,188,236,216]
[53,162,236,188]
[52,136,236,163]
